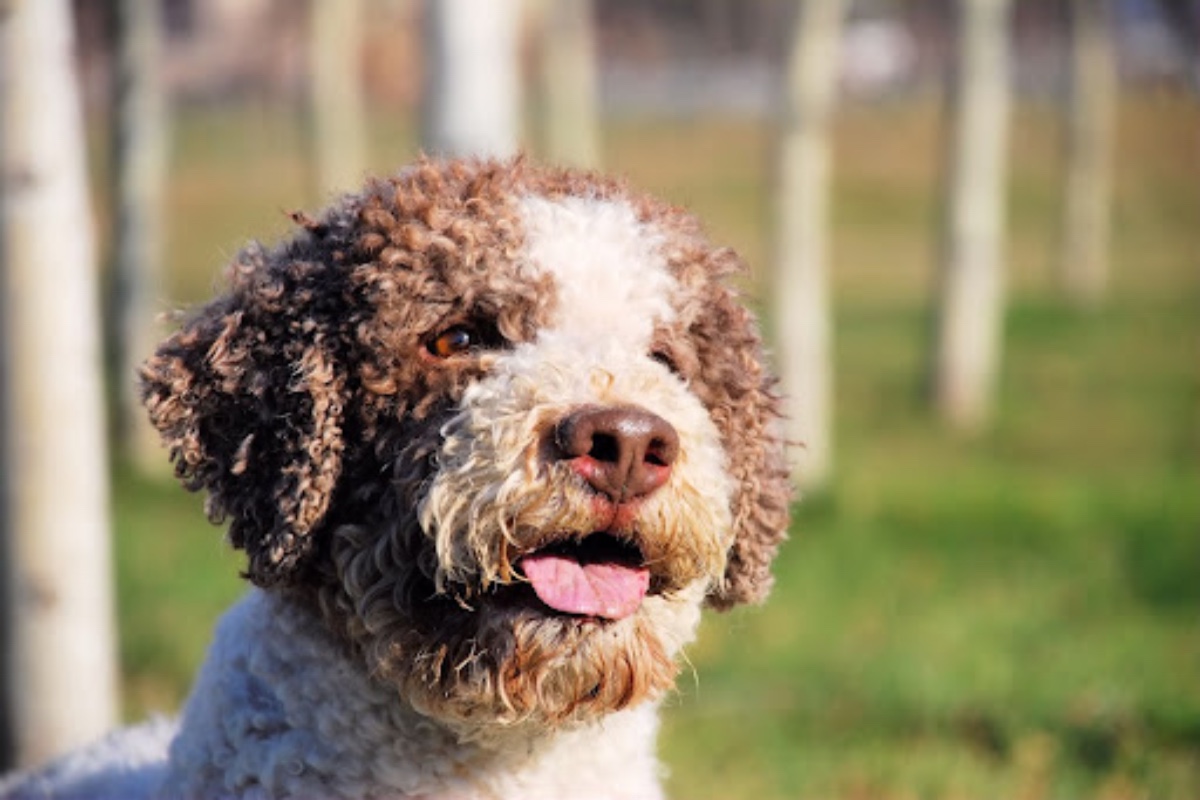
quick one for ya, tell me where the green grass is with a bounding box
[111,95,1199,798]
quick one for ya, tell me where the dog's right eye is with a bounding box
[427,326,475,359]
[650,350,680,376]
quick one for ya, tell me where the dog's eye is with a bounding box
[651,350,680,375]
[427,326,476,358]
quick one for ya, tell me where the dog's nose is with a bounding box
[554,406,679,502]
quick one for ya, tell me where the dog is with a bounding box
[2,158,791,799]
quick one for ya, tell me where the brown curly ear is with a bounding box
[690,279,793,609]
[140,242,347,586]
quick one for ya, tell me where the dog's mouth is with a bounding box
[515,533,650,621]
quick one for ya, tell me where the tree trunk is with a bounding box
[421,0,521,159]
[931,0,1012,432]
[0,0,118,767]
[772,0,848,490]
[111,0,169,473]
[0,182,11,772]
[310,0,366,194]
[1059,0,1115,308]
[530,0,600,168]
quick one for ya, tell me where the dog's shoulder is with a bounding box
[160,590,471,798]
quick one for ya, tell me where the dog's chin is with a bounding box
[359,543,688,737]
[324,508,713,739]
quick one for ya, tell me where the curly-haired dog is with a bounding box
[2,158,791,799]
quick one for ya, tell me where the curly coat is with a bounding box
[3,157,791,800]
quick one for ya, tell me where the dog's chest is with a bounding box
[159,592,665,800]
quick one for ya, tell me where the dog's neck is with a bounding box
[157,590,666,800]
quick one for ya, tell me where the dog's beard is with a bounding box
[316,430,726,736]
[322,514,689,737]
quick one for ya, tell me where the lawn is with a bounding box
[110,94,1199,798]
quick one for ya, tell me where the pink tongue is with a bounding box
[520,553,650,620]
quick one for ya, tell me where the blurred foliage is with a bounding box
[111,95,1198,798]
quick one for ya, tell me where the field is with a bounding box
[109,95,1199,798]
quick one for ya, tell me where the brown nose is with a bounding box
[554,406,679,502]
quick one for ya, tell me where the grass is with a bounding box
[109,94,1199,798]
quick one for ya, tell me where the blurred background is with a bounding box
[1,0,1197,797]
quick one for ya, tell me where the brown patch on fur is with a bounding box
[688,282,792,607]
[141,159,560,586]
[141,245,352,584]
[277,344,345,544]
[347,161,558,429]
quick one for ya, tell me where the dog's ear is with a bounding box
[141,241,347,587]
[690,279,793,610]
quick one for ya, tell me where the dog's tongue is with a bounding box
[520,553,649,620]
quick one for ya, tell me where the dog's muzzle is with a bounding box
[508,405,679,621]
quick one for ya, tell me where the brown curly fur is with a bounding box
[141,157,792,731]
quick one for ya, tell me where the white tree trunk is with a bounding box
[310,0,366,194]
[773,0,848,490]
[112,0,169,473]
[0,0,118,766]
[932,0,1012,432]
[1059,0,1115,308]
[530,0,600,168]
[421,0,521,159]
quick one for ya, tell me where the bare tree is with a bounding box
[930,0,1012,432]
[111,0,169,473]
[0,0,118,766]
[1059,0,1116,308]
[530,0,600,168]
[421,0,521,158]
[772,0,848,489]
[310,0,366,195]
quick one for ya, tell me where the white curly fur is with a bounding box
[166,591,680,800]
[1,184,775,800]
[2,591,675,800]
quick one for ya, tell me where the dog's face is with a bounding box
[143,159,790,736]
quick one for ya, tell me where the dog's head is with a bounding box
[143,158,791,735]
